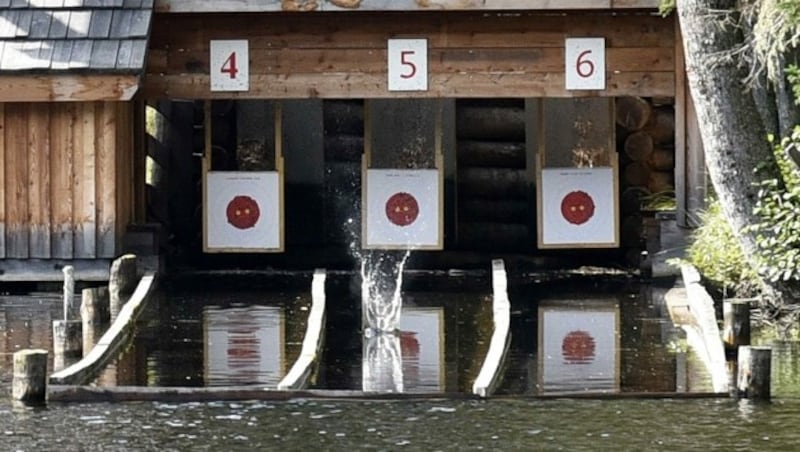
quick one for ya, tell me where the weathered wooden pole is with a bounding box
[722,299,751,357]
[109,254,138,323]
[737,346,772,400]
[12,349,48,404]
[81,287,110,356]
[52,320,82,372]
[62,265,76,320]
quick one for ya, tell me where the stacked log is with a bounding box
[616,97,676,264]
[322,100,364,246]
[456,99,529,250]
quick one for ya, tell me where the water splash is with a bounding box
[361,250,410,334]
[362,332,404,393]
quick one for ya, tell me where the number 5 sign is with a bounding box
[388,39,428,92]
[565,38,606,91]
[210,40,249,92]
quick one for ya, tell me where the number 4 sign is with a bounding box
[210,40,249,92]
[565,38,606,91]
[388,39,428,92]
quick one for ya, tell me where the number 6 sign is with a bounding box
[210,40,249,92]
[388,39,428,92]
[565,38,606,91]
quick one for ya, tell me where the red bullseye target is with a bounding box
[562,330,596,364]
[385,192,419,227]
[226,195,261,229]
[560,190,595,225]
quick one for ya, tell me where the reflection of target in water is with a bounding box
[385,192,420,227]
[562,330,596,364]
[226,195,261,229]
[560,190,595,225]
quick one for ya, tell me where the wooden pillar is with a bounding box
[62,265,76,320]
[12,349,48,404]
[737,346,771,400]
[52,320,82,372]
[109,254,138,322]
[723,299,750,356]
[81,287,110,356]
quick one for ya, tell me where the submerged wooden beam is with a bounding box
[472,259,511,397]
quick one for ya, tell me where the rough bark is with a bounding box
[677,1,791,302]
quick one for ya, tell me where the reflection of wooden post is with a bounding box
[12,349,48,404]
[723,299,750,356]
[737,346,771,400]
[81,287,110,356]
[52,320,82,372]
[109,254,138,323]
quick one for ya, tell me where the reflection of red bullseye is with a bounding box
[562,330,596,364]
[561,190,595,225]
[385,192,419,227]
[226,195,260,229]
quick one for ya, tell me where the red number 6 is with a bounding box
[400,50,417,79]
[576,50,595,78]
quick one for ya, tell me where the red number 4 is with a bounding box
[221,51,238,79]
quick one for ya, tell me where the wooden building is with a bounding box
[0,0,704,282]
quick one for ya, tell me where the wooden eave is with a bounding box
[155,0,659,13]
[0,73,140,102]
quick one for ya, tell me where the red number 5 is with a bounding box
[221,51,238,79]
[576,50,595,78]
[400,50,417,79]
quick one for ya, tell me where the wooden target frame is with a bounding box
[536,98,620,249]
[361,99,445,250]
[202,100,285,253]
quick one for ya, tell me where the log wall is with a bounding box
[0,102,136,261]
[145,11,675,99]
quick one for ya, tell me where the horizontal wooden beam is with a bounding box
[143,71,674,99]
[155,0,659,13]
[0,75,140,102]
[0,259,112,281]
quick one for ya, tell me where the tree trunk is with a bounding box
[677,1,795,302]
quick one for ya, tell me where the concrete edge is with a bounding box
[472,258,511,398]
[277,268,327,390]
[48,272,158,386]
[679,264,728,393]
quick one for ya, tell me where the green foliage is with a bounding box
[685,201,761,297]
[658,0,675,17]
[749,128,800,283]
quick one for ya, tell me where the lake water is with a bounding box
[3,274,800,450]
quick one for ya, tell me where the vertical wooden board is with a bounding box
[96,102,118,258]
[27,103,52,258]
[0,104,5,258]
[73,102,97,258]
[4,103,29,258]
[50,103,75,258]
[116,102,136,246]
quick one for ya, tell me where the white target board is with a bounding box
[364,168,441,249]
[538,303,619,395]
[205,171,282,252]
[210,39,249,92]
[387,38,428,91]
[565,37,606,90]
[539,167,617,248]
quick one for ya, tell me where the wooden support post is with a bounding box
[722,299,751,357]
[12,349,48,404]
[737,346,771,401]
[62,265,77,320]
[109,254,138,323]
[52,320,82,372]
[81,287,110,356]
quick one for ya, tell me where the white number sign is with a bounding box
[387,39,428,92]
[210,40,249,92]
[565,38,606,91]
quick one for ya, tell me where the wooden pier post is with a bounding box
[737,346,771,400]
[62,265,76,320]
[12,349,48,404]
[52,320,82,372]
[109,254,138,323]
[81,287,110,356]
[722,299,750,357]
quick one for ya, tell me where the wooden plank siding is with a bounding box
[144,12,676,99]
[155,0,660,13]
[0,102,135,261]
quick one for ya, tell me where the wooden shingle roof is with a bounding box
[0,0,153,73]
